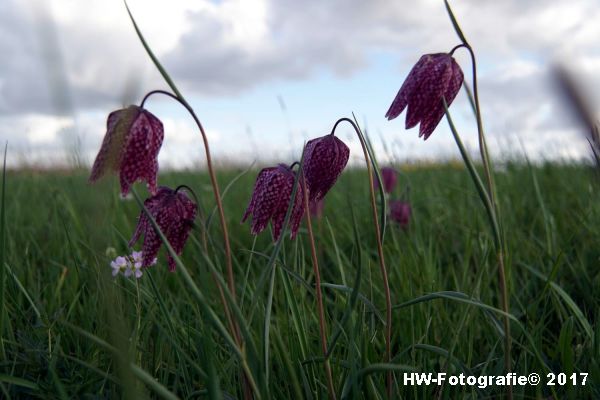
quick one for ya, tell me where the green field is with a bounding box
[0,163,599,398]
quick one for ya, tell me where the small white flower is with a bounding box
[131,251,143,263]
[110,250,157,279]
[110,256,128,277]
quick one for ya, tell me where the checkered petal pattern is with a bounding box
[302,134,349,202]
[386,53,464,140]
[129,186,197,271]
[89,105,164,195]
[242,164,305,241]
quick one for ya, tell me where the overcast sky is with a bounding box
[1,0,599,168]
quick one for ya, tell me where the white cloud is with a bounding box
[1,0,599,166]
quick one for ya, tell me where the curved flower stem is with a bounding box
[459,80,512,391]
[462,45,511,400]
[301,172,336,400]
[141,91,236,292]
[464,46,495,201]
[125,5,248,395]
[172,187,241,372]
[331,117,392,398]
[444,95,511,399]
[131,7,237,311]
[141,90,241,344]
[444,2,512,394]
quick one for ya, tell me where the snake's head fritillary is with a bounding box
[242,164,305,241]
[302,134,349,202]
[386,53,464,140]
[89,105,164,196]
[129,186,197,271]
[375,167,398,194]
[389,200,411,228]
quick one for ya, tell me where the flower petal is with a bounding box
[89,106,141,183]
[405,54,451,129]
[385,55,432,120]
[303,135,349,202]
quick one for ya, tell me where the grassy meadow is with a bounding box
[0,163,599,399]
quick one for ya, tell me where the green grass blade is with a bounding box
[444,102,500,248]
[521,262,593,339]
[444,0,469,45]
[0,143,6,359]
[0,375,39,391]
[131,189,263,399]
[123,1,182,99]
[352,114,387,241]
[263,260,277,385]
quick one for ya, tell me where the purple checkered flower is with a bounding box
[242,164,304,241]
[129,186,197,271]
[302,134,350,201]
[389,200,411,228]
[385,53,464,140]
[375,167,398,194]
[89,105,164,196]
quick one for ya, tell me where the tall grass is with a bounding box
[0,164,598,398]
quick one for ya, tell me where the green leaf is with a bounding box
[123,1,182,98]
[444,0,469,45]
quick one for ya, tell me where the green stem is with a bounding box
[331,117,393,398]
[443,102,500,248]
[140,89,241,344]
[301,173,336,400]
[442,1,513,391]
[125,3,239,342]
[131,189,263,399]
[460,43,511,400]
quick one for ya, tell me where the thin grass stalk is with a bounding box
[140,90,241,347]
[140,89,238,307]
[258,157,305,393]
[460,83,513,386]
[445,4,511,398]
[330,117,392,398]
[0,143,6,360]
[125,2,241,353]
[444,107,511,375]
[443,102,499,243]
[301,172,336,400]
[130,189,262,399]
[463,46,512,400]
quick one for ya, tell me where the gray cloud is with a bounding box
[3,0,599,112]
[0,0,599,165]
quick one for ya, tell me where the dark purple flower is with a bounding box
[302,134,350,201]
[385,53,464,140]
[242,164,304,241]
[89,105,164,196]
[389,200,411,228]
[375,167,398,194]
[309,198,325,219]
[129,186,197,271]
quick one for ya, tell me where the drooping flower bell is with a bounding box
[385,53,464,140]
[129,186,197,271]
[302,134,350,201]
[242,164,304,241]
[375,167,398,194]
[89,105,164,196]
[389,200,411,228]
